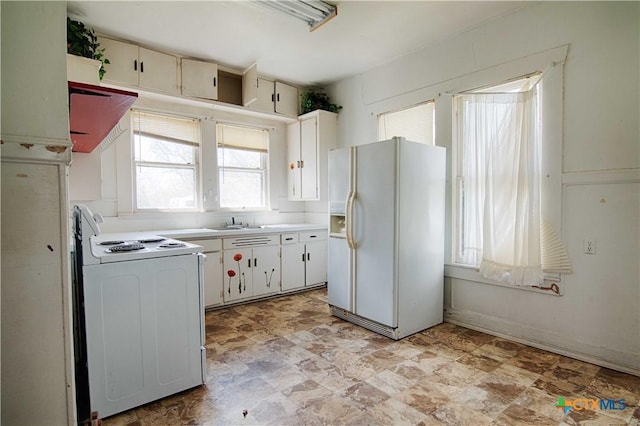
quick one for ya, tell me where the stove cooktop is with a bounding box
[88,233,202,263]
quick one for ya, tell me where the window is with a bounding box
[217,123,269,209]
[453,75,545,285]
[132,111,200,210]
[378,101,434,144]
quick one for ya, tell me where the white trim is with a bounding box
[59,163,77,424]
[562,168,640,186]
[445,308,640,377]
[445,264,563,296]
[1,134,72,164]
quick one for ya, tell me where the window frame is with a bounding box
[215,122,270,211]
[377,100,435,145]
[131,110,201,212]
[452,74,542,267]
[447,53,568,294]
[217,146,269,210]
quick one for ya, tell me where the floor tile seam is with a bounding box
[496,402,563,425]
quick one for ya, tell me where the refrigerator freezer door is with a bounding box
[353,140,397,327]
[328,147,350,207]
[327,237,350,310]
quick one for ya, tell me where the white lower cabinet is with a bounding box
[182,239,223,308]
[223,235,280,303]
[186,230,325,308]
[202,251,223,307]
[281,231,327,291]
[223,247,253,302]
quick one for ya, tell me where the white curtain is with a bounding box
[456,85,543,286]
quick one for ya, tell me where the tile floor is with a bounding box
[103,288,640,425]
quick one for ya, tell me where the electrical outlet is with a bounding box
[583,238,597,255]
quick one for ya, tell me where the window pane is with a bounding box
[135,133,195,164]
[136,166,196,209]
[219,170,264,208]
[378,102,434,145]
[217,147,262,168]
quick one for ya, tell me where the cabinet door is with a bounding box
[246,78,275,113]
[274,82,298,116]
[99,37,139,86]
[138,47,179,95]
[281,243,305,291]
[203,251,223,307]
[223,248,253,302]
[252,246,280,297]
[242,63,258,107]
[300,117,319,200]
[305,241,327,286]
[181,58,218,100]
[287,121,302,200]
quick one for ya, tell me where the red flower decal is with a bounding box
[233,253,243,262]
[227,269,236,277]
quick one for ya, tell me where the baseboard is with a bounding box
[445,307,640,377]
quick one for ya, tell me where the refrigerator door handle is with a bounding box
[346,190,356,249]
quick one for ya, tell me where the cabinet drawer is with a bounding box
[299,231,327,242]
[281,233,298,245]
[223,234,279,249]
[183,238,221,252]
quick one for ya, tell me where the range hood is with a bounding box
[68,81,138,153]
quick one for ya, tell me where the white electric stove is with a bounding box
[72,205,206,421]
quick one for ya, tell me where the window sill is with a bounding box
[444,263,563,296]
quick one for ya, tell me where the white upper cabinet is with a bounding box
[99,36,179,95]
[180,58,218,100]
[99,37,138,86]
[287,110,337,201]
[274,82,298,117]
[138,47,179,94]
[242,63,259,107]
[242,64,298,117]
[252,78,278,113]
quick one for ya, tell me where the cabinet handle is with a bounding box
[248,259,251,268]
[213,76,216,87]
[285,237,293,241]
[300,160,304,168]
[134,60,137,71]
[301,253,305,262]
[140,61,144,73]
[277,93,280,102]
[271,93,275,102]
[254,258,257,267]
[307,253,311,261]
[310,235,317,238]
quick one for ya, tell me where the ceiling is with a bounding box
[67,1,526,88]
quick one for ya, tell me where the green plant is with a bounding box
[67,17,110,80]
[300,89,342,114]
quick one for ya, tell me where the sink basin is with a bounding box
[260,224,301,229]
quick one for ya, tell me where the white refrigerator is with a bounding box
[327,137,445,339]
